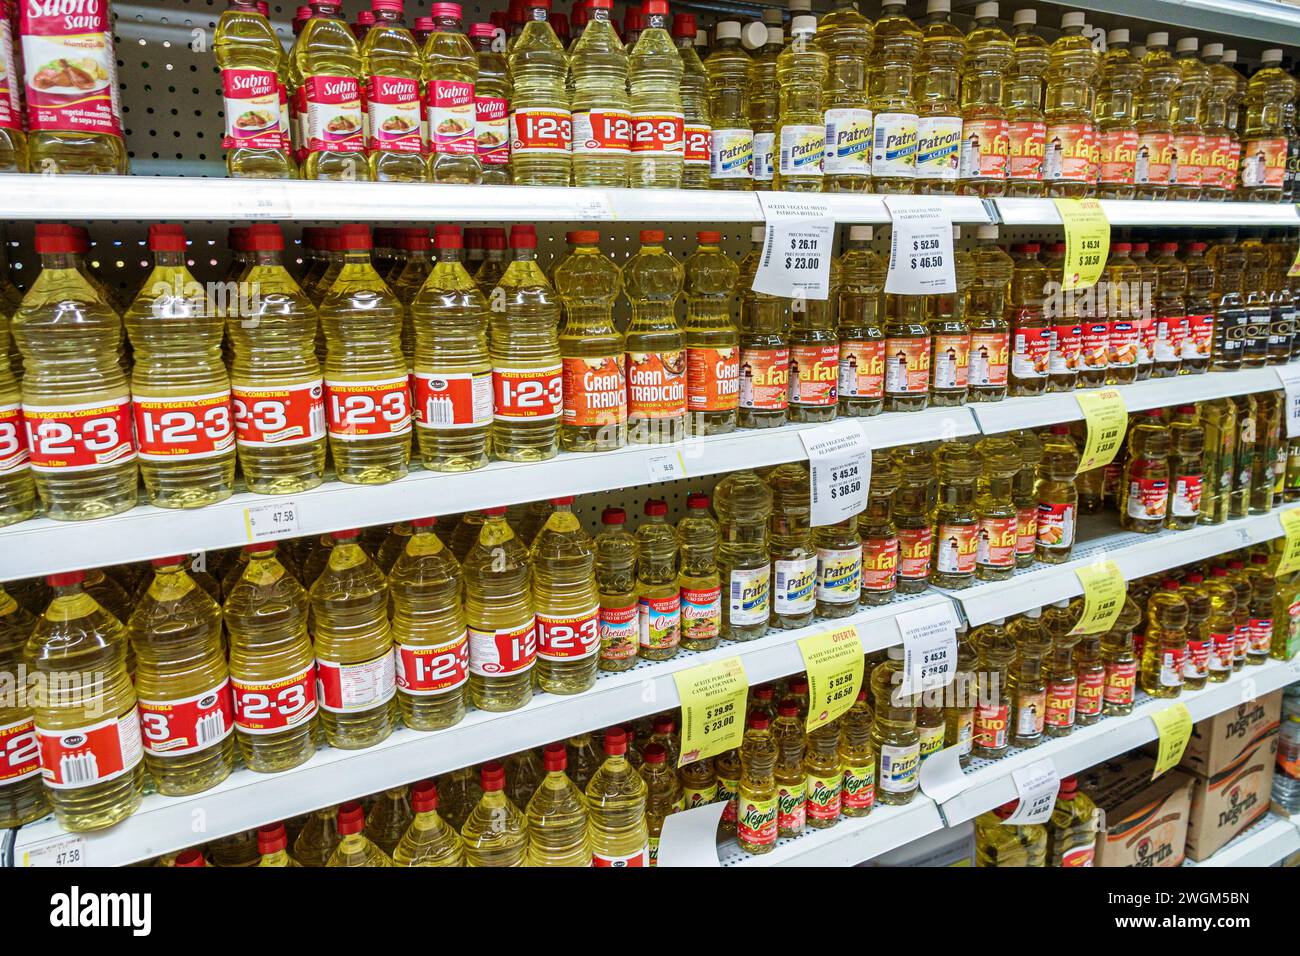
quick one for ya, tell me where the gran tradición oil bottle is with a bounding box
[931,440,981,590]
[737,226,790,427]
[958,2,1012,197]
[837,226,886,416]
[678,492,722,650]
[624,230,686,444]
[1043,11,1098,197]
[768,463,817,630]
[869,0,922,193]
[715,470,773,641]
[1140,579,1188,698]
[913,0,964,194]
[861,450,901,605]
[1096,29,1140,198]
[556,230,625,453]
[684,231,740,435]
[1036,424,1079,563]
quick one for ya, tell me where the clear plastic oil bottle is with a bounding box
[1245,552,1277,666]
[715,469,773,641]
[1007,242,1051,397]
[1240,49,1296,201]
[532,496,600,693]
[870,648,920,804]
[636,499,680,661]
[1201,43,1242,201]
[1134,32,1179,198]
[958,2,1012,196]
[1140,580,1188,697]
[392,780,465,866]
[967,225,1013,401]
[1036,424,1079,563]
[360,0,427,183]
[1042,12,1098,197]
[216,0,297,179]
[1100,595,1140,714]
[674,13,712,190]
[814,513,862,618]
[292,0,368,181]
[737,712,779,854]
[975,801,1046,866]
[975,436,1020,582]
[704,20,754,189]
[1167,38,1208,200]
[971,616,1015,759]
[1180,571,1211,689]
[931,440,981,590]
[586,727,649,866]
[836,226,886,416]
[524,743,589,866]
[1008,608,1049,748]
[1167,405,1206,530]
[0,587,44,827]
[507,0,571,185]
[1181,242,1215,372]
[628,0,684,188]
[818,0,874,192]
[869,0,921,193]
[1095,29,1139,198]
[640,742,683,865]
[1209,239,1246,371]
[840,690,878,815]
[913,0,964,195]
[678,492,722,651]
[595,507,639,671]
[422,2,482,183]
[1120,408,1171,533]
[464,507,535,711]
[772,701,807,837]
[893,446,935,594]
[1225,559,1254,669]
[467,24,511,183]
[773,15,827,192]
[624,230,686,444]
[569,0,630,188]
[861,450,901,605]
[462,761,528,866]
[684,232,740,436]
[557,247,624,452]
[883,256,932,411]
[767,463,817,629]
[748,24,782,189]
[1151,242,1187,378]
[928,226,971,407]
[1008,429,1042,569]
[789,256,843,421]
[737,226,790,427]
[325,801,395,866]
[1202,567,1238,681]
[803,720,843,828]
[1004,9,1048,196]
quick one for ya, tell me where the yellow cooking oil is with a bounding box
[678,492,722,651]
[737,226,791,428]
[869,0,922,194]
[532,497,600,693]
[975,801,1046,866]
[1035,424,1079,563]
[464,507,535,711]
[507,1,571,186]
[525,743,590,866]
[748,24,782,188]
[1140,580,1188,697]
[624,230,686,444]
[958,2,1012,197]
[1042,11,1098,198]
[422,4,482,184]
[737,712,779,854]
[636,499,680,662]
[586,727,649,866]
[1096,29,1140,199]
[1005,9,1049,196]
[1134,32,1180,199]
[773,15,827,192]
[326,802,394,866]
[595,507,639,671]
[292,1,368,181]
[361,0,427,183]
[861,449,901,605]
[931,439,980,590]
[715,470,773,642]
[914,0,964,195]
[0,586,44,827]
[767,463,817,630]
[393,780,465,866]
[817,0,873,192]
[870,648,919,805]
[684,231,740,436]
[1120,408,1171,533]
[556,230,625,453]
[0,314,35,527]
[704,21,754,190]
[974,436,1020,582]
[1240,49,1296,201]
[836,226,886,417]
[215,0,296,179]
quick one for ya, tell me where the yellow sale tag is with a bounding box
[1150,703,1194,779]
[1277,509,1300,575]
[797,624,865,733]
[1289,233,1300,278]
[1070,560,1126,635]
[673,656,749,768]
[1053,197,1110,291]
[1075,388,1128,473]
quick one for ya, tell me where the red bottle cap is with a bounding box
[510,224,537,249]
[331,528,361,541]
[148,224,187,252]
[697,230,721,243]
[410,516,438,527]
[150,555,187,567]
[788,676,808,693]
[434,224,463,249]
[484,505,508,516]
[33,224,77,255]
[257,823,288,854]
[481,761,506,790]
[642,743,667,764]
[1186,571,1204,583]
[643,0,667,15]
[601,506,626,525]
[372,0,404,12]
[430,2,461,17]
[47,570,85,587]
[246,542,277,554]
[1059,776,1078,796]
[337,224,372,250]
[653,715,675,734]
[1162,579,1180,590]
[623,7,642,30]
[644,499,667,517]
[1188,242,1206,252]
[1112,242,1132,253]
[543,742,567,771]
[1049,242,1066,254]
[672,12,695,37]
[686,492,710,509]
[402,228,433,252]
[603,727,628,755]
[568,229,600,244]
[247,223,285,251]
[777,699,799,717]
[336,801,366,835]
[551,495,575,505]
[174,849,207,867]
[639,229,664,244]
[411,779,439,812]
[747,711,770,730]
[1159,241,1179,252]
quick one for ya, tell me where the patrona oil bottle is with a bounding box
[748,23,782,188]
[624,230,686,444]
[871,648,919,804]
[678,493,722,651]
[767,464,817,629]
[958,3,1012,197]
[556,230,625,452]
[684,232,740,436]
[715,470,773,641]
[124,225,236,509]
[636,499,680,661]
[1043,12,1099,197]
[913,0,963,194]
[215,0,296,179]
[464,507,536,712]
[628,0,684,189]
[27,571,143,831]
[532,496,600,693]
[508,0,571,186]
[772,15,826,192]
[818,0,874,192]
[704,20,754,189]
[291,0,368,181]
[737,226,790,427]
[410,224,492,471]
[595,507,638,671]
[360,0,426,183]
[870,0,921,193]
[569,0,630,188]
[129,557,235,796]
[1240,49,1295,201]
[1005,9,1048,195]
[1096,29,1140,198]
[837,226,886,417]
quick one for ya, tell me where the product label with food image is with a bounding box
[598,601,638,663]
[1045,681,1076,729]
[20,2,121,136]
[571,108,632,155]
[976,515,1016,571]
[1154,315,1187,363]
[680,585,721,645]
[1183,637,1209,681]
[24,395,136,471]
[687,346,740,412]
[1077,669,1104,717]
[871,112,918,177]
[1007,119,1046,180]
[896,527,931,582]
[777,779,807,831]
[1249,617,1274,656]
[1183,314,1213,360]
[883,335,930,395]
[627,350,686,420]
[1080,321,1109,371]
[536,606,600,661]
[413,369,493,430]
[968,331,1009,387]
[787,343,838,406]
[1012,324,1051,379]
[838,339,884,399]
[562,355,626,428]
[222,68,283,150]
[366,74,423,153]
[1036,502,1074,551]
[1170,474,1202,518]
[1048,323,1082,374]
[958,118,1009,180]
[738,346,789,411]
[510,107,572,155]
[1108,320,1139,368]
[474,94,509,165]
[1126,477,1168,521]
[427,79,475,155]
[826,108,874,177]
[1043,122,1091,182]
[302,75,364,152]
[1242,137,1287,189]
[638,593,680,652]
[132,391,235,462]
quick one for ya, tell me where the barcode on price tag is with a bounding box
[883,196,956,295]
[1001,760,1061,826]
[799,420,871,527]
[1277,365,1300,439]
[244,500,301,542]
[21,834,86,867]
[896,601,958,695]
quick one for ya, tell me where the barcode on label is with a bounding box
[874,126,886,148]
[730,580,742,600]
[825,123,837,144]
[779,147,790,169]
[775,571,787,592]
[425,395,454,425]
[60,752,98,786]
[195,710,227,747]
[760,226,774,268]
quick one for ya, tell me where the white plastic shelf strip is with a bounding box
[1183,814,1300,867]
[1029,0,1300,46]
[942,502,1300,629]
[994,197,1300,228]
[6,591,949,868]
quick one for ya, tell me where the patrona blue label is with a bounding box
[710,128,755,179]
[872,112,918,176]
[729,566,770,625]
[816,546,862,603]
[824,108,872,175]
[774,556,817,615]
[779,124,826,176]
[915,116,962,179]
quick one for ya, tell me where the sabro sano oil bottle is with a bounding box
[532,496,600,694]
[292,0,368,181]
[361,0,427,183]
[215,0,297,179]
[422,2,482,184]
[464,507,536,711]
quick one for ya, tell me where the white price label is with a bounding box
[800,420,871,527]
[244,500,300,542]
[646,451,686,484]
[1276,365,1300,439]
[21,834,86,867]
[883,196,956,295]
[575,191,614,220]
[232,184,290,221]
[1001,760,1061,826]
[896,602,958,696]
[751,194,835,301]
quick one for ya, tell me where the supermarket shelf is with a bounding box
[940,502,1300,629]
[994,197,1300,228]
[0,175,991,225]
[720,796,946,868]
[1031,0,1300,46]
[968,367,1285,435]
[924,657,1300,826]
[4,591,949,867]
[1185,814,1300,867]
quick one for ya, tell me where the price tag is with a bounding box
[1074,388,1127,473]
[231,183,291,221]
[1150,703,1193,779]
[645,451,687,484]
[673,656,749,768]
[1053,197,1110,291]
[1069,559,1126,635]
[751,194,835,301]
[1276,365,1300,439]
[20,834,86,867]
[1288,240,1300,278]
[1277,509,1300,575]
[799,419,871,527]
[883,196,956,295]
[797,624,865,733]
[1000,760,1061,826]
[575,191,613,220]
[896,602,958,696]
[244,499,300,542]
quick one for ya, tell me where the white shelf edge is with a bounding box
[5,591,949,868]
[1031,0,1300,45]
[994,197,1300,228]
[1184,814,1300,867]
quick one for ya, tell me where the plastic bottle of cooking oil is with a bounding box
[409,224,491,471]
[624,230,686,445]
[464,27,510,183]
[1178,571,1211,689]
[975,801,1046,866]
[704,21,754,189]
[1210,240,1246,371]
[436,766,480,833]
[715,470,773,641]
[771,702,807,837]
[766,464,816,629]
[749,24,782,188]
[672,14,712,189]
[1120,409,1171,533]
[1242,239,1272,369]
[1240,49,1296,201]
[1179,242,1214,372]
[883,261,932,411]
[1166,406,1205,530]
[1133,33,1179,198]
[929,228,971,407]
[532,497,599,693]
[1201,44,1241,200]
[292,808,341,865]
[737,226,790,427]
[508,0,571,185]
[640,743,682,864]
[391,780,464,866]
[1151,242,1187,378]
[974,436,1020,582]
[736,712,778,854]
[836,226,886,416]
[325,802,394,867]
[291,0,367,181]
[1201,568,1238,681]
[388,517,466,731]
[627,0,684,188]
[215,0,296,179]
[319,225,410,484]
[1252,391,1282,514]
[972,617,1015,759]
[358,0,426,183]
[1166,38,1209,200]
[1245,553,1277,666]
[1094,29,1139,198]
[1043,775,1098,866]
[461,762,528,866]
[869,648,919,804]
[1099,595,1140,714]
[557,248,621,441]
[491,224,562,461]
[679,753,717,810]
[224,543,317,772]
[801,720,842,828]
[0,588,44,827]
[1007,242,1050,396]
[958,3,1011,196]
[678,492,722,651]
[1004,9,1047,196]
[811,510,861,619]
[1035,425,1079,563]
[835,690,874,815]
[1226,559,1254,668]
[587,727,649,866]
[568,0,629,187]
[870,0,921,193]
[523,743,589,867]
[1043,613,1079,738]
[816,1,873,192]
[309,530,395,749]
[25,571,142,830]
[0,313,33,526]
[128,557,233,796]
[635,499,680,661]
[911,0,963,194]
[595,507,638,671]
[1042,12,1098,197]
[888,446,930,595]
[1140,580,1188,697]
[12,226,135,520]
[463,507,534,711]
[861,450,901,605]
[941,624,976,766]
[421,3,482,184]
[364,787,413,857]
[684,232,740,436]
[772,16,827,192]
[967,226,1013,400]
[789,260,843,421]
[1007,608,1049,748]
[931,441,981,590]
[1008,429,1041,568]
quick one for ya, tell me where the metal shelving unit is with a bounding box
[994,197,1300,228]
[1184,814,1300,867]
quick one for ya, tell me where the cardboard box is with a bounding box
[1079,753,1194,867]
[1178,690,1283,778]
[1185,734,1278,862]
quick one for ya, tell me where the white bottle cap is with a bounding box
[791,14,817,34]
[762,8,783,25]
[1203,42,1223,58]
[1107,28,1129,45]
[1176,37,1198,53]
[849,225,874,241]
[977,224,998,240]
[887,645,904,660]
[742,20,768,48]
[787,0,812,11]
[1146,31,1168,47]
[751,225,766,243]
[926,0,951,13]
[1061,11,1085,29]
[991,618,1007,625]
[715,20,741,40]
[1053,599,1071,608]
[1024,607,1042,618]
[952,225,962,240]
[1223,49,1238,65]
[1012,9,1035,26]
[1262,47,1284,65]
[975,2,998,19]
[767,26,783,43]
[694,29,707,46]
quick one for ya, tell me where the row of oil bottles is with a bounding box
[214,0,1300,205]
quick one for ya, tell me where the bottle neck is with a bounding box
[38,251,78,271]
[251,249,284,268]
[152,250,187,269]
[434,14,461,33]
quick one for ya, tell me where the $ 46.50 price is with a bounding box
[785,253,822,271]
